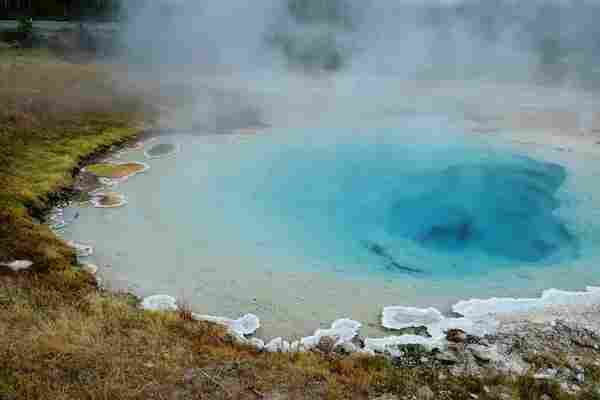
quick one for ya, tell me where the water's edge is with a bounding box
[49,128,600,354]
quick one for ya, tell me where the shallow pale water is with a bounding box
[60,111,600,338]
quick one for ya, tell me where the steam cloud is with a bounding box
[120,0,600,129]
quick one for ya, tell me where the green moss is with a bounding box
[523,351,569,372]
[86,162,146,178]
[583,363,600,385]
[580,390,600,400]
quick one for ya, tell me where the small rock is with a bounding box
[571,335,599,350]
[352,335,366,349]
[229,313,260,336]
[265,337,290,352]
[66,240,94,257]
[264,392,288,400]
[416,386,434,400]
[559,382,581,394]
[381,306,442,331]
[447,341,466,352]
[0,260,33,272]
[226,330,249,345]
[540,395,551,400]
[317,336,336,353]
[248,338,265,350]
[289,340,301,352]
[435,350,459,365]
[98,177,115,186]
[141,294,178,312]
[370,394,399,400]
[183,368,195,384]
[81,263,98,275]
[468,344,501,363]
[446,328,467,343]
[534,368,558,380]
[335,342,358,355]
[192,313,260,336]
[357,347,376,356]
[567,356,584,373]
[501,357,527,375]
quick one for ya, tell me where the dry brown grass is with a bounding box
[0,271,376,399]
[4,270,592,399]
[1,271,222,399]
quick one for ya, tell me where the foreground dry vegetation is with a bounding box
[1,47,599,400]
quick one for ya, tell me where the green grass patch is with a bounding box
[0,47,150,270]
[85,162,147,179]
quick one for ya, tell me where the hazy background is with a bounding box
[118,0,600,131]
[121,1,600,80]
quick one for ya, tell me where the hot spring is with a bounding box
[58,94,600,337]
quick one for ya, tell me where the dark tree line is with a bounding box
[0,0,126,19]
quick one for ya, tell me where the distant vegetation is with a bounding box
[420,0,600,87]
[0,0,135,20]
[268,0,355,72]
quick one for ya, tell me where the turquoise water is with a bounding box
[238,126,575,276]
[60,114,600,337]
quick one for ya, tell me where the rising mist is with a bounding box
[119,0,600,131]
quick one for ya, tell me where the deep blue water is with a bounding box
[387,158,574,262]
[209,122,578,278]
